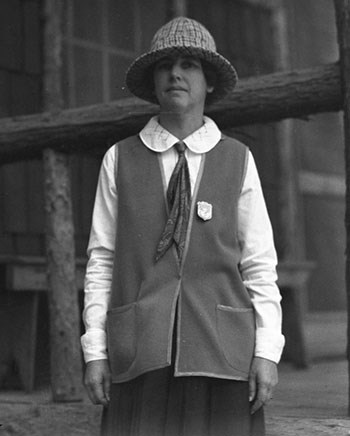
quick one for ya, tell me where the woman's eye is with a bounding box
[182,60,200,69]
[155,61,171,71]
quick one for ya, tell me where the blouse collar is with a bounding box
[139,116,222,154]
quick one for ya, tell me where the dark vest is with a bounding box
[106,134,255,383]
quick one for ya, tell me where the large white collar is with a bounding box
[139,116,222,154]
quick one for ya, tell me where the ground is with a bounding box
[0,392,102,436]
[1,312,349,435]
[1,361,349,436]
[0,397,349,436]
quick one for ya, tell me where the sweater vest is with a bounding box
[106,134,255,383]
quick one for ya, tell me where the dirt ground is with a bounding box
[1,313,349,435]
[0,391,349,436]
[0,404,99,435]
[0,391,102,436]
[0,361,349,436]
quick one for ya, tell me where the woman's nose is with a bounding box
[169,63,181,79]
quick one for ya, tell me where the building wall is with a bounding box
[188,0,284,250]
[0,0,44,256]
[0,0,344,311]
[0,0,283,259]
[286,0,346,311]
[1,0,344,389]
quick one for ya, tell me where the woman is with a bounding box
[81,16,285,436]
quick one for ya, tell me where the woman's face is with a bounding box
[153,55,214,115]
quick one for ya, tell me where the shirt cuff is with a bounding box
[81,329,108,363]
[254,327,285,364]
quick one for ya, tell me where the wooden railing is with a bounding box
[0,63,342,164]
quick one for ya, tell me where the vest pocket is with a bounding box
[216,304,255,374]
[107,302,137,376]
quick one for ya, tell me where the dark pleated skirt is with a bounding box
[101,366,265,436]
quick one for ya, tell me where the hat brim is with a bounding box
[126,46,238,105]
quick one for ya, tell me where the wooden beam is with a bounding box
[334,0,350,416]
[0,62,342,164]
[299,171,345,197]
[0,256,86,292]
[42,0,83,402]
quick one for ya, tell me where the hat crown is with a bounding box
[126,17,237,105]
[150,17,217,53]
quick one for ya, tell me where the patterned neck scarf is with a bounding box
[155,141,191,262]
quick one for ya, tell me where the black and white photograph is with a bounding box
[0,1,348,435]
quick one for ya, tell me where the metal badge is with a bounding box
[197,201,212,221]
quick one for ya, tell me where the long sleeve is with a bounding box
[81,146,117,363]
[238,151,285,363]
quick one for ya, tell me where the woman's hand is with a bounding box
[84,359,111,407]
[249,357,278,414]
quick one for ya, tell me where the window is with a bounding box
[62,0,167,108]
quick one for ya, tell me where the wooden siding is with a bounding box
[287,0,346,310]
[0,0,168,258]
[188,0,284,254]
[0,0,289,259]
[0,0,43,257]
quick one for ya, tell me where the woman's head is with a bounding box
[126,17,237,106]
[152,55,214,114]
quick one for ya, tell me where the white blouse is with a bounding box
[81,116,285,364]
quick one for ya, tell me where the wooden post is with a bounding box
[270,4,301,262]
[42,0,83,402]
[169,0,187,17]
[268,2,309,368]
[334,0,350,415]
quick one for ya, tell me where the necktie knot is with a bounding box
[175,141,186,154]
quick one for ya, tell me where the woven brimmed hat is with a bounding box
[126,17,238,105]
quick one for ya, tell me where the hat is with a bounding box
[126,17,238,105]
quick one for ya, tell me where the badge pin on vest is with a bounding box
[197,201,213,221]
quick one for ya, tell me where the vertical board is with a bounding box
[73,46,103,106]
[79,156,101,235]
[70,155,82,240]
[286,0,345,310]
[23,0,42,75]
[10,73,42,115]
[2,162,28,234]
[27,160,45,234]
[138,0,168,52]
[73,155,101,256]
[61,0,170,255]
[0,0,43,257]
[304,196,346,310]
[109,54,133,100]
[188,0,281,252]
[0,71,11,117]
[0,0,22,71]
[73,0,103,43]
[107,0,136,51]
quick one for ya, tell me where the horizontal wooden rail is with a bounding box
[0,62,342,164]
[0,255,86,291]
[0,255,313,292]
